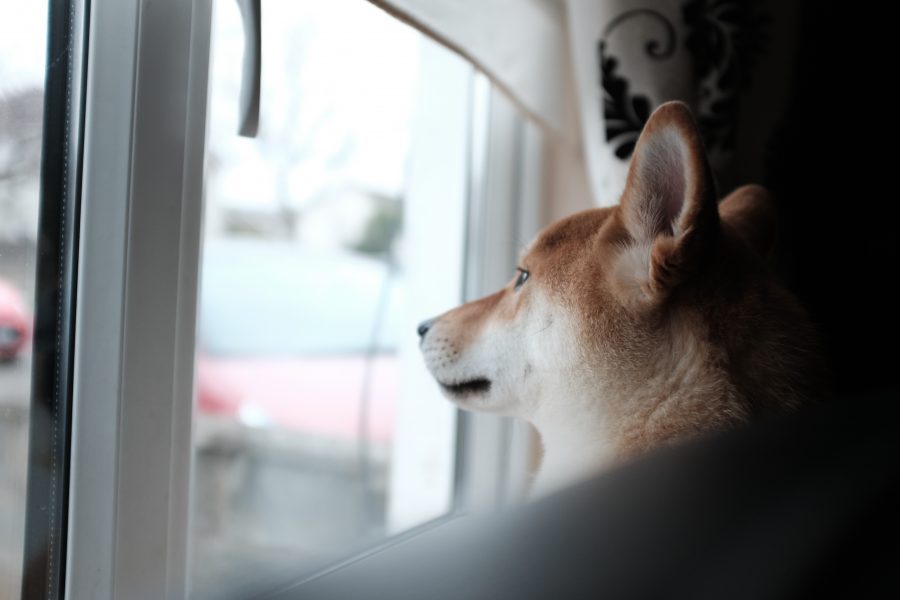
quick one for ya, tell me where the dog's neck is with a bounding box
[527,336,739,497]
[529,402,617,496]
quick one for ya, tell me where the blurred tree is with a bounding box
[351,194,402,258]
[0,87,43,241]
[0,87,43,186]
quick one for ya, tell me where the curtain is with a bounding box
[368,0,801,207]
[367,0,575,143]
[568,0,800,204]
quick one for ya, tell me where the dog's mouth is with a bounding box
[439,377,492,397]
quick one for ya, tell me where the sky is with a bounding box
[0,2,48,91]
[207,0,422,213]
[1,0,422,206]
[0,0,427,246]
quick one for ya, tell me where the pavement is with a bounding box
[0,355,30,598]
[0,353,388,598]
[0,242,389,597]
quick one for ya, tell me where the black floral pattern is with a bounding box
[598,10,676,160]
[598,41,652,160]
[602,9,678,60]
[683,0,769,87]
[683,0,771,151]
[596,1,770,161]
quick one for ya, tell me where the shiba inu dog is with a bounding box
[418,101,825,494]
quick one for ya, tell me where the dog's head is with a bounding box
[418,101,784,426]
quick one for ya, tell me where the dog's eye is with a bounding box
[514,268,530,291]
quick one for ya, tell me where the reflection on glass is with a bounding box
[190,1,464,595]
[0,2,47,596]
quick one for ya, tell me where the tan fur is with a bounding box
[418,101,826,494]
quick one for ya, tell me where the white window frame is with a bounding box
[65,1,545,597]
[67,0,212,596]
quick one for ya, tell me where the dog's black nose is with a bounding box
[417,318,435,339]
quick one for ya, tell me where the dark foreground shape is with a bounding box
[260,388,899,600]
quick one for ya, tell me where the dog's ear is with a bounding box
[719,184,777,259]
[615,100,719,298]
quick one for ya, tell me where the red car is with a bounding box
[0,277,31,361]
[194,240,403,444]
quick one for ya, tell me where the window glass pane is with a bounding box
[190,1,468,595]
[0,3,47,596]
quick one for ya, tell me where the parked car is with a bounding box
[0,277,31,362]
[194,240,404,445]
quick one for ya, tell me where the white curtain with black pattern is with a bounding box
[567,0,799,205]
[366,0,800,206]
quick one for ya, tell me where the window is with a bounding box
[56,0,545,597]
[0,4,46,594]
[190,2,465,594]
[0,2,83,598]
